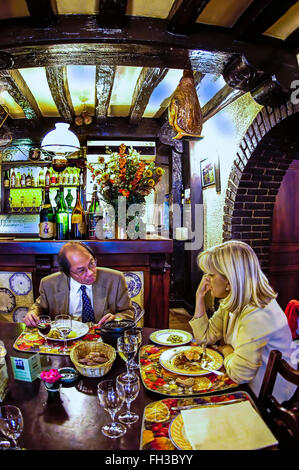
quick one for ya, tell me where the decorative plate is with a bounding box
[150,329,192,346]
[0,288,16,313]
[132,301,142,318]
[124,272,142,298]
[13,306,29,322]
[169,414,192,450]
[38,320,89,342]
[9,272,32,296]
[159,345,223,377]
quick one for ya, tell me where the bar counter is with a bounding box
[0,238,173,329]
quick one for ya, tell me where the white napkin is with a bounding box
[181,401,278,450]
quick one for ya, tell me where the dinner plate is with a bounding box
[169,414,192,450]
[150,329,192,346]
[159,345,223,376]
[38,320,89,342]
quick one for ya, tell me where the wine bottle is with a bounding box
[56,187,68,240]
[26,170,32,187]
[39,187,56,240]
[21,171,26,187]
[79,168,84,186]
[16,171,21,187]
[39,168,45,186]
[4,170,10,188]
[87,185,102,239]
[65,188,74,238]
[71,187,86,239]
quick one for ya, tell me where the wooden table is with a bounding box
[0,323,158,450]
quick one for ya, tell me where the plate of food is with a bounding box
[38,320,89,342]
[159,345,223,376]
[150,329,193,346]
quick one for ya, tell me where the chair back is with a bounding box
[258,349,299,446]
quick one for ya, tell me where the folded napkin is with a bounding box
[181,401,278,450]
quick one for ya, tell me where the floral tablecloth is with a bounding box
[13,326,101,355]
[139,344,238,396]
[140,391,251,450]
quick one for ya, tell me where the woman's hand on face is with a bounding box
[196,275,211,299]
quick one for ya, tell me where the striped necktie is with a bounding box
[80,285,95,323]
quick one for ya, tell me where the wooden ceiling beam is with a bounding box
[285,27,299,51]
[25,0,56,27]
[129,67,168,123]
[0,70,42,119]
[201,84,244,123]
[167,0,211,34]
[234,0,298,38]
[97,0,128,29]
[45,66,74,123]
[95,66,116,120]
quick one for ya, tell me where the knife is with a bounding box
[171,398,245,411]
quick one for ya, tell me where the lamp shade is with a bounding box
[41,123,80,154]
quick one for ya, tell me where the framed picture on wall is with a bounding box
[200,158,216,187]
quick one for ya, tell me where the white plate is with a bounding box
[159,345,223,377]
[38,320,89,342]
[149,329,193,346]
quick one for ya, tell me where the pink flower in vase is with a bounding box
[40,369,62,384]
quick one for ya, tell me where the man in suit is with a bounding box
[24,241,134,327]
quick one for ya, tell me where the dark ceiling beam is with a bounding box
[0,16,296,79]
[0,70,42,119]
[284,27,299,51]
[167,0,211,34]
[45,66,74,122]
[130,67,168,122]
[202,85,245,122]
[233,0,297,38]
[97,0,128,29]
[95,66,116,120]
[25,0,56,27]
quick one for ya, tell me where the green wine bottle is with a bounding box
[39,187,56,239]
[56,187,68,240]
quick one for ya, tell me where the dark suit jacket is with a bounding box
[29,267,134,323]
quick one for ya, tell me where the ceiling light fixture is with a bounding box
[41,122,80,172]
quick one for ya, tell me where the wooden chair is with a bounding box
[258,349,299,447]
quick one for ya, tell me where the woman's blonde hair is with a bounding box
[197,240,277,315]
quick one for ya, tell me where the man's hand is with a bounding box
[23,311,39,327]
[96,313,115,328]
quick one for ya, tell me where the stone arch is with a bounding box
[223,101,299,272]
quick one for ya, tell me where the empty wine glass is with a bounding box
[124,328,142,370]
[97,380,126,439]
[55,314,72,354]
[0,405,23,450]
[117,335,138,381]
[116,372,140,424]
[37,315,52,350]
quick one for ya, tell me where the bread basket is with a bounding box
[70,342,116,378]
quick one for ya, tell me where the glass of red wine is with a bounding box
[37,315,52,350]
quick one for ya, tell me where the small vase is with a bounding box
[44,381,61,400]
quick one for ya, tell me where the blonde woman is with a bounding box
[190,240,296,402]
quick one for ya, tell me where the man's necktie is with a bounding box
[80,285,95,323]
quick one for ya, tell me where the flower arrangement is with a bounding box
[40,369,62,384]
[86,144,165,210]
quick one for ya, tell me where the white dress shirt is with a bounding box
[69,277,94,320]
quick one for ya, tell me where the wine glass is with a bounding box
[55,314,72,354]
[0,405,23,450]
[116,372,140,424]
[117,335,138,381]
[97,380,126,439]
[37,315,52,350]
[124,328,142,370]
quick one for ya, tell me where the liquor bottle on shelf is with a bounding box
[71,187,86,240]
[57,171,63,186]
[4,170,10,188]
[56,187,68,240]
[26,170,32,187]
[45,168,50,187]
[31,169,36,187]
[16,171,21,187]
[65,188,74,238]
[79,168,84,186]
[73,168,78,185]
[50,168,57,185]
[54,188,61,210]
[87,185,102,239]
[39,168,45,186]
[39,187,56,240]
[21,171,26,187]
[10,169,16,188]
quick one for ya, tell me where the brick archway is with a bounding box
[223,101,299,272]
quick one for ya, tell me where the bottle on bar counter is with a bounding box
[71,187,86,239]
[87,185,102,239]
[56,187,68,240]
[39,187,56,240]
[65,188,74,239]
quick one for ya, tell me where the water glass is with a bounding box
[116,372,140,424]
[124,328,142,370]
[55,314,72,354]
[0,405,23,450]
[117,336,138,380]
[97,380,126,439]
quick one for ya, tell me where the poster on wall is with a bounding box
[200,158,216,187]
